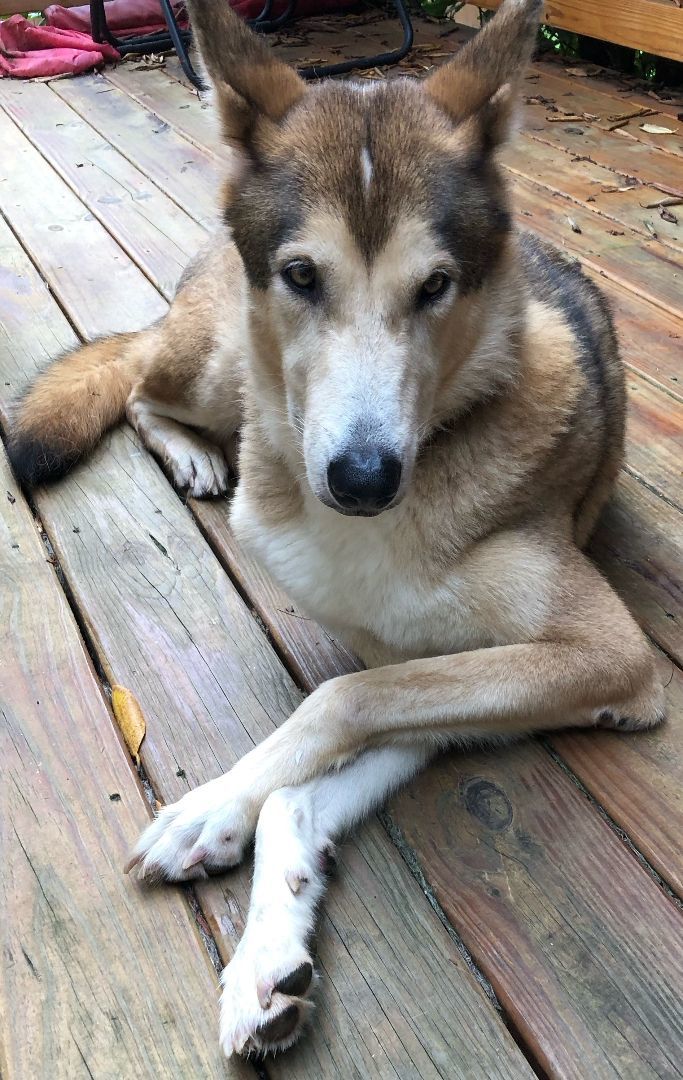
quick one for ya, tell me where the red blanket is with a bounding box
[0,14,120,78]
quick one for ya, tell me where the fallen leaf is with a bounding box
[640,123,676,134]
[112,685,146,764]
[567,217,582,234]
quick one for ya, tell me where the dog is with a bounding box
[8,0,664,1058]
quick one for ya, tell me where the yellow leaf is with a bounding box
[112,685,146,764]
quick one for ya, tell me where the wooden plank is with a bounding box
[599,276,683,399]
[625,375,683,507]
[511,176,683,321]
[51,74,221,230]
[390,740,683,1079]
[589,471,683,665]
[521,66,683,159]
[503,136,683,255]
[0,105,166,339]
[0,448,228,1079]
[0,214,532,1080]
[483,0,683,63]
[104,64,221,154]
[521,104,683,199]
[531,57,683,126]
[0,81,207,302]
[552,648,683,896]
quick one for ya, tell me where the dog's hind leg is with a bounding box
[218,742,434,1057]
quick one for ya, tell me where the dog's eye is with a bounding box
[282,261,317,294]
[419,271,450,306]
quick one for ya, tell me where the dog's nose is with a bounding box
[327,448,402,513]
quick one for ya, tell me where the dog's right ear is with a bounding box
[187,0,306,147]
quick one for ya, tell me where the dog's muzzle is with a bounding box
[327,446,402,515]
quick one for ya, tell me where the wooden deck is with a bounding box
[1,9,682,1078]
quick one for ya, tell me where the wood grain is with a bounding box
[0,448,229,1079]
[589,471,683,665]
[520,66,683,160]
[552,648,683,895]
[0,81,208,301]
[511,176,683,321]
[390,740,683,1079]
[0,104,166,339]
[483,0,683,63]
[52,74,222,229]
[0,216,530,1079]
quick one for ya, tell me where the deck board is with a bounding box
[1,17,682,1078]
[0,81,208,300]
[0,448,228,1079]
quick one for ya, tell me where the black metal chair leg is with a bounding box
[158,0,205,88]
[90,0,204,90]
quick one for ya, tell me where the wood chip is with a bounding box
[644,220,659,238]
[660,207,679,224]
[641,196,683,209]
[112,685,146,764]
[641,124,676,135]
[607,107,657,123]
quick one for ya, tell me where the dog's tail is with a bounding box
[7,331,148,487]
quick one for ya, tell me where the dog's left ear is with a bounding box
[187,0,306,148]
[425,0,543,147]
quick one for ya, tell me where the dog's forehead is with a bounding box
[277,80,460,259]
[231,79,510,293]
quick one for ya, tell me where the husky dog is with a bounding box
[9,0,664,1058]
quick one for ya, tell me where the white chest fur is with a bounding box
[229,485,490,663]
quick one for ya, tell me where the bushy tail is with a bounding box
[7,332,146,487]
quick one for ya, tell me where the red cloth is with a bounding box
[0,14,120,78]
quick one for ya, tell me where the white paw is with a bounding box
[220,788,328,1057]
[220,934,315,1057]
[126,774,258,882]
[168,441,229,498]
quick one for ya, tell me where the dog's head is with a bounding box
[189,0,541,515]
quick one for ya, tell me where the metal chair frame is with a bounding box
[88,0,414,89]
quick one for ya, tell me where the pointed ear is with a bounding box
[425,0,542,137]
[187,0,306,146]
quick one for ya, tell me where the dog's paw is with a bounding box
[126,775,257,882]
[170,442,229,498]
[595,706,665,732]
[220,938,315,1057]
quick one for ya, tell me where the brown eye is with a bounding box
[419,270,450,306]
[282,261,317,294]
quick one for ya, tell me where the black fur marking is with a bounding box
[273,961,313,998]
[6,434,80,488]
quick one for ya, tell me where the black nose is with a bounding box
[327,447,402,513]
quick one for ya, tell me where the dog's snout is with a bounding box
[327,447,402,514]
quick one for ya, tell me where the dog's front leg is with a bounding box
[129,547,663,883]
[218,741,435,1056]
